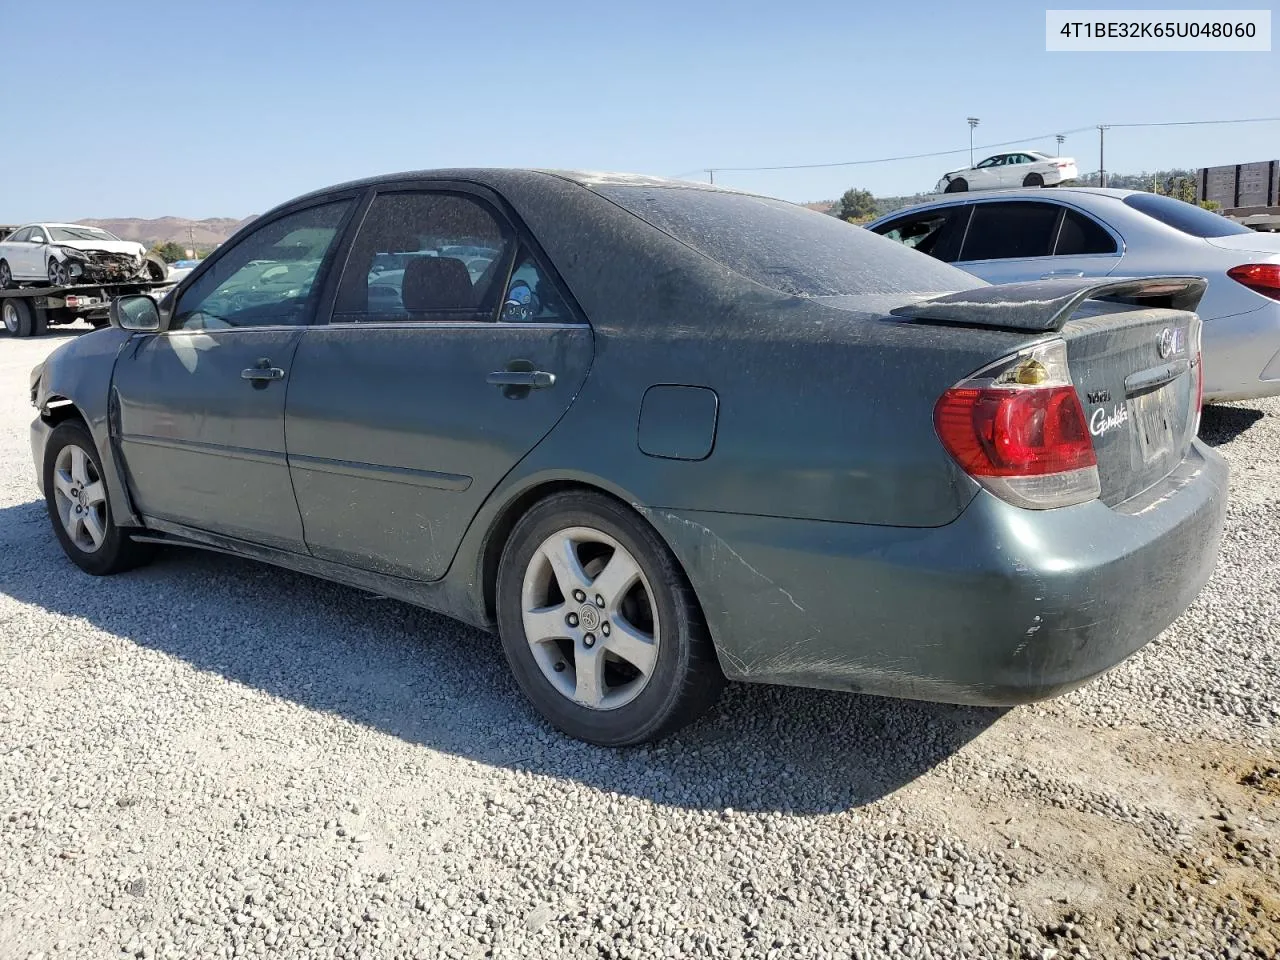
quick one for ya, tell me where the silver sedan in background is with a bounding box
[868,188,1280,402]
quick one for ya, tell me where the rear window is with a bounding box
[594,186,972,297]
[1122,193,1251,239]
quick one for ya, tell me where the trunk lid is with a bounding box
[1060,303,1200,505]
[1204,233,1280,256]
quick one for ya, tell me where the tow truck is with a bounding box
[1,279,171,338]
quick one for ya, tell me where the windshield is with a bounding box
[1122,193,1251,239]
[48,226,120,242]
[595,186,972,297]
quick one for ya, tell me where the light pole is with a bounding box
[1097,125,1110,187]
[966,117,980,167]
[1055,134,1065,156]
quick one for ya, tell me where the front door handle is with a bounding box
[241,358,285,382]
[486,370,556,389]
[1042,269,1086,279]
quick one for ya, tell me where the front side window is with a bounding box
[873,207,968,262]
[333,191,512,323]
[960,202,1061,261]
[173,201,353,331]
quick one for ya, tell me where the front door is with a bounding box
[284,187,594,581]
[112,199,356,552]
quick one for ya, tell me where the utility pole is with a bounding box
[1055,134,1065,156]
[966,117,980,167]
[188,225,195,259]
[705,169,715,184]
[1097,125,1110,188]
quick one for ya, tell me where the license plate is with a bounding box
[1132,384,1176,464]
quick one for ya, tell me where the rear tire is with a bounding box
[2,298,34,337]
[0,260,11,289]
[496,491,724,745]
[944,178,968,193]
[1023,173,1044,187]
[43,420,155,576]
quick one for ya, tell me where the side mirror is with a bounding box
[109,294,163,332]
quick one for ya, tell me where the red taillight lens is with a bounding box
[935,385,1097,477]
[1227,263,1280,301]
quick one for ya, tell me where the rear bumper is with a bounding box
[649,441,1228,705]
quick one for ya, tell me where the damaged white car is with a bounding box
[0,223,166,288]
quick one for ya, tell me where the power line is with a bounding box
[696,116,1280,177]
[705,127,1096,173]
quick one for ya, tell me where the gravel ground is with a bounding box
[1,330,1277,960]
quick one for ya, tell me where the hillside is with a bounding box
[76,216,254,250]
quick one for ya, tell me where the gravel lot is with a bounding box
[1,329,1277,960]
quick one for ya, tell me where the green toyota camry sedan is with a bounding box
[29,170,1227,745]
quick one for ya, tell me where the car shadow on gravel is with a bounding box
[0,499,1001,815]
[1199,403,1265,446]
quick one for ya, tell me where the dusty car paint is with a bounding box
[30,169,1229,707]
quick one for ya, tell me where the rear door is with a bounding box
[285,186,594,581]
[112,198,356,551]
[955,200,1123,283]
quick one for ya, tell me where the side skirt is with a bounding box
[130,517,494,632]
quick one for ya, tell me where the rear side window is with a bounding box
[872,207,968,262]
[1122,192,1251,238]
[1054,209,1117,255]
[596,186,973,297]
[334,191,512,323]
[960,202,1060,261]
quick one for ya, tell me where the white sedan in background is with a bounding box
[936,151,1078,193]
[0,223,166,288]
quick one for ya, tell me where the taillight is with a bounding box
[1227,263,1280,301]
[934,339,1100,510]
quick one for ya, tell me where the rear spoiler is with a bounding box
[890,276,1207,333]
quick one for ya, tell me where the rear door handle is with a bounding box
[241,358,285,382]
[486,370,555,389]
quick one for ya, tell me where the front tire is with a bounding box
[496,491,724,745]
[43,420,155,576]
[144,254,168,282]
[0,260,12,289]
[944,178,968,193]
[48,258,70,287]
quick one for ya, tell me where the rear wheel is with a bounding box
[0,260,11,289]
[2,298,34,337]
[944,178,968,193]
[48,258,70,286]
[496,491,724,745]
[1023,173,1044,187]
[43,420,155,576]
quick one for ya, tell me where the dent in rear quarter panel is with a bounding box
[34,327,141,527]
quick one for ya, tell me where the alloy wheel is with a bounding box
[521,526,660,710]
[52,443,108,554]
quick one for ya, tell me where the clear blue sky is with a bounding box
[6,0,1276,221]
